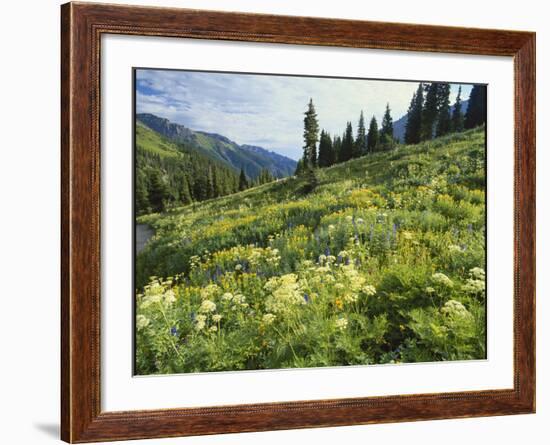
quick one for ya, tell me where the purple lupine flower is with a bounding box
[325,247,331,256]
[303,293,310,303]
[190,312,196,321]
[337,255,343,264]
[392,223,397,238]
[345,257,350,266]
[170,326,178,336]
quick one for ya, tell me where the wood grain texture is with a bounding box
[60,2,536,442]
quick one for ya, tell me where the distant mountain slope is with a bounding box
[240,144,298,179]
[136,113,296,179]
[135,122,244,214]
[393,100,469,142]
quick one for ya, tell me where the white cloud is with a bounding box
[136,69,473,160]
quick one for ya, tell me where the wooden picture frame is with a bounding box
[61,2,535,442]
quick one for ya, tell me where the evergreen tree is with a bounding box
[421,82,440,140]
[332,135,342,164]
[451,86,464,132]
[405,83,424,144]
[367,116,379,152]
[380,103,394,139]
[179,175,192,205]
[213,167,223,197]
[355,111,367,157]
[303,165,318,194]
[340,122,354,162]
[257,168,274,185]
[238,167,248,191]
[192,175,207,201]
[207,166,215,199]
[135,170,150,215]
[435,83,451,137]
[303,98,320,167]
[294,158,304,176]
[148,169,168,212]
[464,85,487,129]
[318,130,334,167]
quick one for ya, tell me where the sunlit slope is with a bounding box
[137,126,485,289]
[136,127,486,373]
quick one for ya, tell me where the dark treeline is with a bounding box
[404,83,486,144]
[296,83,486,176]
[136,148,240,215]
[135,141,274,215]
[297,99,397,175]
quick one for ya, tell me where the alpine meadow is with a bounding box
[134,69,487,375]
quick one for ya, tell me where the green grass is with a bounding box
[136,122,181,159]
[135,127,487,375]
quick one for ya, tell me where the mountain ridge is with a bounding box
[136,113,296,179]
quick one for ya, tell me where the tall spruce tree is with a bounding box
[193,174,208,201]
[340,122,354,162]
[294,158,304,176]
[238,167,248,191]
[148,169,168,213]
[367,116,379,152]
[421,82,440,140]
[451,86,464,132]
[135,170,150,215]
[179,174,192,205]
[380,103,394,139]
[333,135,342,164]
[303,98,320,167]
[355,111,367,157]
[212,167,224,197]
[318,130,334,167]
[464,85,487,129]
[207,166,215,199]
[435,83,451,137]
[325,132,336,166]
[404,83,424,144]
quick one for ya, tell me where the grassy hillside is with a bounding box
[136,127,486,374]
[136,121,181,158]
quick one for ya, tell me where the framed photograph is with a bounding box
[61,2,535,442]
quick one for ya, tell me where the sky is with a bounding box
[136,69,473,161]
